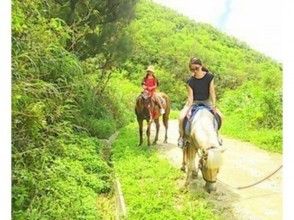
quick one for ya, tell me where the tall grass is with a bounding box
[219,81,282,153]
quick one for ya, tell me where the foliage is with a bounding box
[12,131,114,219]
[46,0,138,60]
[220,81,282,130]
[220,114,282,153]
[12,0,137,218]
[219,81,282,152]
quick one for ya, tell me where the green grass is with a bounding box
[220,114,282,153]
[169,109,180,119]
[12,132,115,219]
[112,123,222,220]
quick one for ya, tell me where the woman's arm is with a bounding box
[209,79,216,108]
[142,79,147,89]
[187,85,193,106]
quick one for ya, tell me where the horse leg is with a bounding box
[162,113,168,143]
[138,119,143,146]
[153,118,160,145]
[185,146,196,186]
[181,147,187,172]
[192,150,199,179]
[146,120,151,146]
[185,146,191,186]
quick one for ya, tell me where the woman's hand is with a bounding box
[212,106,217,114]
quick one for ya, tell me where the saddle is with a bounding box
[183,103,222,136]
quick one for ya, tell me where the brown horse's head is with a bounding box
[135,91,153,120]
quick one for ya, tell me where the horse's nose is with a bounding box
[204,182,216,193]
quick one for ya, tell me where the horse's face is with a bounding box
[199,147,223,192]
[142,91,152,108]
[135,92,153,119]
[138,91,153,109]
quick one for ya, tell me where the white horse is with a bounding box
[183,106,224,192]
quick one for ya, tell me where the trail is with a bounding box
[150,120,282,220]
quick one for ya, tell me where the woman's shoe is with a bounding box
[178,137,184,148]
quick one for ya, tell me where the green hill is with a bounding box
[121,0,282,152]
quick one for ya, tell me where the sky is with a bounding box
[153,0,282,61]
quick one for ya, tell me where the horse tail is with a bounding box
[206,148,223,169]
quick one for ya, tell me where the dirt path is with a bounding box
[150,120,282,220]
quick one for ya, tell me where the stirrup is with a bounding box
[160,108,165,115]
[218,137,223,146]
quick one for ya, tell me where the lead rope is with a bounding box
[217,165,282,190]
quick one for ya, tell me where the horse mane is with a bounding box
[191,108,219,147]
[191,108,223,169]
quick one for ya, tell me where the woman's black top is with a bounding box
[187,72,214,101]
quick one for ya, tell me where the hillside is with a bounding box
[122,0,282,151]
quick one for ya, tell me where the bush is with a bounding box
[219,82,282,152]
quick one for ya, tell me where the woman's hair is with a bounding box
[143,72,159,86]
[201,66,209,72]
[144,72,155,80]
[189,57,209,72]
[190,57,202,65]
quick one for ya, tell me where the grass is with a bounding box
[220,114,282,153]
[169,109,180,119]
[12,132,116,219]
[112,123,223,220]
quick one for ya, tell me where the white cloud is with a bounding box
[153,0,227,25]
[152,0,282,61]
[223,0,282,61]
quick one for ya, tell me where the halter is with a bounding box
[199,146,218,183]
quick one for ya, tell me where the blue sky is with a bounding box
[153,0,282,61]
[216,0,233,29]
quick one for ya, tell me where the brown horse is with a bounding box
[135,91,170,146]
